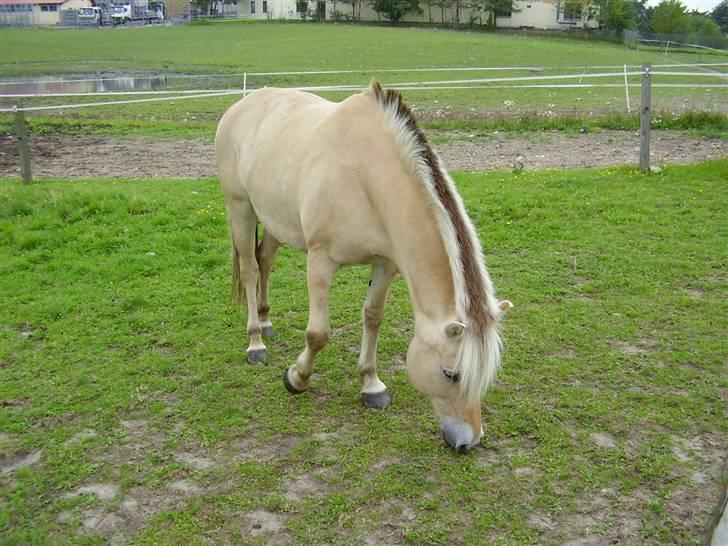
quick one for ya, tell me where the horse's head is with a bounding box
[406,300,512,452]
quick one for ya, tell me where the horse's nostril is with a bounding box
[442,419,474,453]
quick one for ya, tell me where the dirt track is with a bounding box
[1,130,725,179]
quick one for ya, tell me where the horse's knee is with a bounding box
[257,303,270,316]
[239,264,259,286]
[363,306,383,329]
[306,330,329,352]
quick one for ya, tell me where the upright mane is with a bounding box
[366,81,503,402]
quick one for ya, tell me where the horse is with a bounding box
[215,81,511,452]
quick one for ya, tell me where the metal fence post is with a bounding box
[13,106,32,185]
[639,63,651,172]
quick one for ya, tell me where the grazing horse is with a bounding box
[216,82,511,452]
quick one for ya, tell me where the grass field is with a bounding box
[1,160,726,544]
[1,23,726,138]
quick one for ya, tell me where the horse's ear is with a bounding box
[445,322,466,338]
[498,300,513,314]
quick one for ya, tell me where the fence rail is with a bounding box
[4,62,727,181]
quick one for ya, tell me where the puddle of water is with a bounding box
[0,74,240,95]
[0,75,170,95]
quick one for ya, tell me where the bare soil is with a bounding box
[1,130,725,179]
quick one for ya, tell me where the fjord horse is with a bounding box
[216,82,511,452]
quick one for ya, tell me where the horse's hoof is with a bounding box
[362,390,391,409]
[261,325,275,338]
[283,368,306,394]
[246,348,268,364]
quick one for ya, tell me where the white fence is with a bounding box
[2,62,726,182]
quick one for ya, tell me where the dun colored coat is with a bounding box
[216,82,511,452]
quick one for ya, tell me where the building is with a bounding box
[0,0,91,26]
[235,0,598,30]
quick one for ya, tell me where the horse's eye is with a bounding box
[442,368,460,384]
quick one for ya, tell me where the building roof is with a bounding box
[0,0,67,5]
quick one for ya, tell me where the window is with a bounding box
[561,0,582,20]
[40,4,59,11]
[250,0,255,12]
[262,0,267,11]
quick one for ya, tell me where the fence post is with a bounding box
[624,64,631,115]
[639,63,651,172]
[13,106,32,185]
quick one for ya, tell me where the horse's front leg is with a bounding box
[283,251,337,394]
[359,261,398,409]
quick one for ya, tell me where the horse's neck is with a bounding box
[387,198,457,326]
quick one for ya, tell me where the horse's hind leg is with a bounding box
[359,261,398,409]
[228,197,268,364]
[257,229,280,338]
[283,250,337,394]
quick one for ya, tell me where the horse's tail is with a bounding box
[231,236,244,306]
[230,224,261,306]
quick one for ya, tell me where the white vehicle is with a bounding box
[110,3,131,23]
[78,6,101,25]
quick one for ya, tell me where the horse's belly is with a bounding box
[246,179,307,251]
[255,207,307,251]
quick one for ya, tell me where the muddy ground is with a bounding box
[1,130,725,179]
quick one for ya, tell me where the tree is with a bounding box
[421,0,436,21]
[631,0,652,33]
[434,0,451,22]
[710,0,728,33]
[451,0,462,28]
[483,0,517,27]
[369,0,421,22]
[598,0,637,32]
[688,13,722,38]
[651,0,689,33]
[560,0,599,26]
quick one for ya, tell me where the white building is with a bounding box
[235,0,598,30]
[0,0,91,25]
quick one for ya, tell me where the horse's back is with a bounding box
[216,88,397,261]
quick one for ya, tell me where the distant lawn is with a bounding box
[1,24,726,135]
[1,23,720,76]
[1,160,726,544]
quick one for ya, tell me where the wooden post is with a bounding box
[639,63,651,172]
[14,106,32,185]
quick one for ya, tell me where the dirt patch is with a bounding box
[228,434,303,463]
[65,429,98,446]
[244,509,290,542]
[589,432,618,450]
[1,131,724,179]
[1,449,42,476]
[172,451,217,470]
[64,483,120,501]
[611,338,658,355]
[284,472,331,501]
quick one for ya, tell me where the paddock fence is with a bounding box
[1,61,726,183]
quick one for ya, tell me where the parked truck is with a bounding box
[109,0,163,24]
[78,6,101,25]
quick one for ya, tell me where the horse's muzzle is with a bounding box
[441,418,476,453]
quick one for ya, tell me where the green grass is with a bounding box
[1,23,721,76]
[1,160,726,544]
[1,24,726,137]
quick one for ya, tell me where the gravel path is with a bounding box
[1,130,725,179]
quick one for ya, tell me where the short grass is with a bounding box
[1,160,726,544]
[1,24,726,137]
